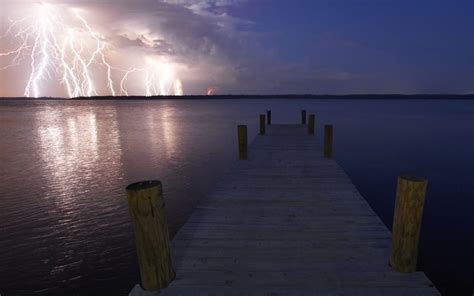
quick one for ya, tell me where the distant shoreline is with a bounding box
[1,94,474,100]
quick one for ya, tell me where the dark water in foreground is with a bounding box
[0,99,473,295]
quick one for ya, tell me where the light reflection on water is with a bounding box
[0,99,473,295]
[160,102,178,158]
[0,100,243,295]
[30,105,128,292]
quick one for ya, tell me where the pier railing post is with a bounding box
[308,114,315,135]
[267,110,271,125]
[324,124,333,158]
[238,125,248,160]
[259,114,266,135]
[126,180,175,291]
[301,110,307,124]
[390,176,427,273]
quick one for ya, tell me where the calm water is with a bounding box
[0,99,473,295]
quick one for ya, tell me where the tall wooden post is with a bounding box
[390,176,428,273]
[267,110,271,125]
[126,180,175,291]
[259,114,266,135]
[301,110,307,124]
[238,125,247,160]
[324,124,333,158]
[308,114,315,135]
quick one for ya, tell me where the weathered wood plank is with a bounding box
[159,286,439,296]
[150,124,439,295]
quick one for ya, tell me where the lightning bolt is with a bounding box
[0,2,184,98]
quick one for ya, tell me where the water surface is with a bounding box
[0,99,473,295]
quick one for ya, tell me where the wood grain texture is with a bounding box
[308,114,315,135]
[390,176,428,272]
[324,124,333,158]
[259,114,266,135]
[301,110,307,124]
[237,125,247,160]
[154,125,438,295]
[127,181,175,291]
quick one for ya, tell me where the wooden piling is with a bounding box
[158,124,439,294]
[126,180,175,291]
[267,110,271,125]
[308,114,315,135]
[390,176,428,273]
[324,124,333,158]
[259,114,266,135]
[301,110,307,124]
[238,125,248,160]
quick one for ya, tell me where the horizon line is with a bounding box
[1,94,474,100]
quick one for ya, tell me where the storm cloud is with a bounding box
[2,0,474,96]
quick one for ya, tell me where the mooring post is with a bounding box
[259,114,266,135]
[238,125,247,160]
[308,114,315,135]
[390,176,427,273]
[301,110,307,124]
[324,124,333,158]
[126,180,175,291]
[267,110,271,125]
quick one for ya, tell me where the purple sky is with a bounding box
[1,0,474,96]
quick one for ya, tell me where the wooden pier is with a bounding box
[129,121,439,295]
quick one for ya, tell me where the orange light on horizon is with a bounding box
[207,86,218,95]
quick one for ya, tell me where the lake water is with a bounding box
[0,99,473,295]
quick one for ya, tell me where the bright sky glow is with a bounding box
[0,1,183,98]
[1,0,474,96]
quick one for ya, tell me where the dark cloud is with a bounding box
[78,0,249,75]
[2,0,362,95]
[111,34,175,55]
[4,0,472,95]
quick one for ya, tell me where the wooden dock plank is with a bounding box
[156,124,439,295]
